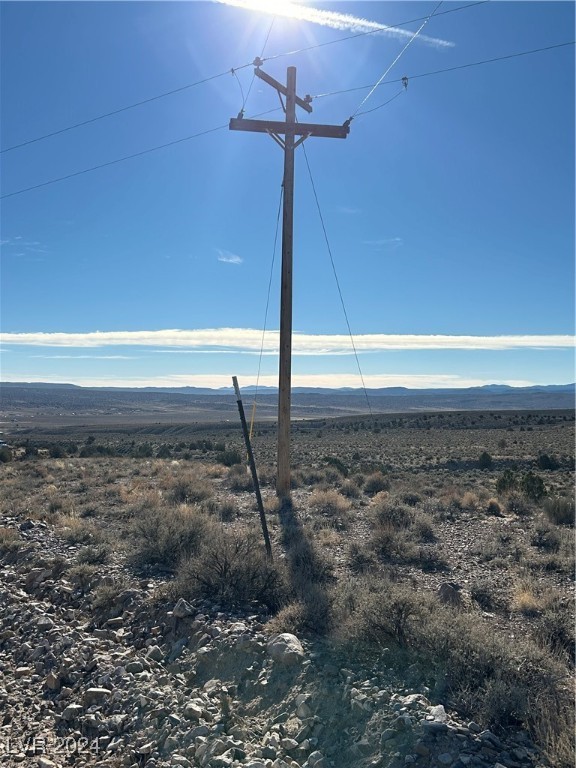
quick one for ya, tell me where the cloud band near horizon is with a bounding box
[0,329,573,353]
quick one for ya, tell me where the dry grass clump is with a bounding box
[470,578,508,612]
[339,478,362,498]
[543,496,574,526]
[309,488,350,515]
[68,563,100,595]
[505,491,533,517]
[130,504,213,572]
[363,471,390,496]
[308,489,351,530]
[59,516,104,546]
[347,542,377,574]
[485,497,503,516]
[512,585,546,617]
[167,472,213,504]
[227,464,254,491]
[0,527,22,560]
[369,493,438,562]
[217,498,239,522]
[460,490,480,510]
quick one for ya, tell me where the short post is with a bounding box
[232,376,273,560]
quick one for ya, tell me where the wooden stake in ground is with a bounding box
[230,66,349,499]
[232,376,272,560]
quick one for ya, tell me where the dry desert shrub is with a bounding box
[363,471,390,496]
[347,541,377,574]
[0,527,22,559]
[129,504,213,571]
[59,516,104,546]
[315,527,341,548]
[485,497,503,516]
[512,585,546,617]
[227,464,254,491]
[308,489,351,530]
[266,600,307,635]
[167,473,213,505]
[543,496,574,526]
[369,493,439,565]
[68,563,100,596]
[76,543,110,565]
[461,490,480,510]
[174,529,286,612]
[217,498,239,522]
[339,478,362,498]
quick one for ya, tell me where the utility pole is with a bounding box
[230,64,349,499]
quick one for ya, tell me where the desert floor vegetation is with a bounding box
[1,408,574,766]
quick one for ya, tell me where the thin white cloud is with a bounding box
[215,1,453,48]
[363,237,404,249]
[216,248,243,265]
[0,372,538,390]
[0,329,573,353]
[338,206,360,215]
[30,355,138,360]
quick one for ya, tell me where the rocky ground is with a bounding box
[0,514,552,768]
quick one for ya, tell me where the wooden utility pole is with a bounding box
[230,65,349,499]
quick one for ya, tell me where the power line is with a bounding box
[0,108,280,200]
[356,88,405,118]
[301,142,373,417]
[263,2,489,64]
[0,69,244,155]
[314,41,575,101]
[241,16,276,117]
[349,1,443,121]
[3,40,572,200]
[250,179,283,441]
[0,2,487,155]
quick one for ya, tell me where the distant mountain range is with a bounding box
[2,382,575,397]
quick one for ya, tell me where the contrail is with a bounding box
[215,0,454,48]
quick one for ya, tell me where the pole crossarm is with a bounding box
[229,117,349,139]
[254,67,313,113]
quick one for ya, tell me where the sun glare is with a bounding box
[221,0,306,19]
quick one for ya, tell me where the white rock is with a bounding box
[429,704,447,722]
[83,687,111,706]
[267,634,304,665]
[38,758,59,768]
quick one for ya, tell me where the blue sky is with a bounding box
[1,0,574,389]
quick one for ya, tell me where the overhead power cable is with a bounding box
[355,88,406,118]
[0,1,487,155]
[0,108,280,200]
[301,142,373,417]
[0,69,244,155]
[250,180,283,441]
[314,40,575,100]
[348,1,443,121]
[240,16,276,118]
[3,39,572,200]
[262,1,489,64]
